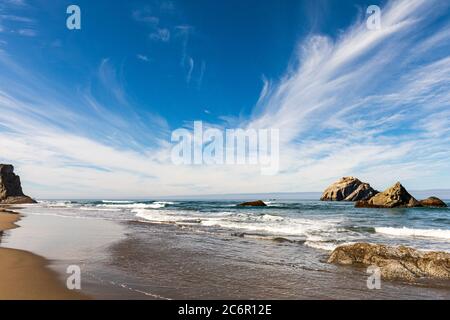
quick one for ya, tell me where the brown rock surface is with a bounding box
[320,177,378,201]
[0,164,36,204]
[238,200,267,207]
[355,182,420,208]
[328,243,450,280]
[419,197,447,208]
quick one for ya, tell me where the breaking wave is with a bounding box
[376,227,450,240]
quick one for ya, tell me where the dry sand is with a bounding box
[0,208,87,299]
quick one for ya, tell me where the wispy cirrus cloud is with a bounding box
[132,4,173,42]
[0,2,36,36]
[137,54,149,62]
[246,0,450,189]
[132,4,200,83]
[16,28,36,36]
[0,14,33,23]
[185,56,194,83]
[3,0,27,6]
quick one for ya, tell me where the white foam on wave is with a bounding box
[97,201,174,209]
[260,214,284,222]
[303,241,338,251]
[101,200,134,204]
[376,227,450,240]
[232,213,284,222]
[134,208,339,240]
[79,207,122,212]
[200,216,337,238]
[264,201,283,206]
[38,200,75,207]
[134,209,198,223]
[144,203,165,209]
[133,208,345,248]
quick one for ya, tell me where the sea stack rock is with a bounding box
[328,243,450,280]
[320,177,378,201]
[419,197,448,208]
[355,182,420,208]
[238,200,267,207]
[0,164,36,204]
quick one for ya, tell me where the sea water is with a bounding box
[20,199,450,252]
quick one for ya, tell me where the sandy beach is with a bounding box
[0,208,86,300]
[1,203,449,300]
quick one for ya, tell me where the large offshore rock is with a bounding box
[419,197,447,208]
[0,164,36,204]
[355,182,420,208]
[320,177,378,201]
[328,243,450,280]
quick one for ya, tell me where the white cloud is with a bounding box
[17,28,36,36]
[0,14,34,23]
[197,60,206,88]
[186,56,194,83]
[0,0,449,198]
[1,0,27,7]
[137,54,149,62]
[244,0,450,190]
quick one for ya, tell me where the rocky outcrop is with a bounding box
[328,243,450,280]
[320,177,378,201]
[0,164,36,204]
[419,197,447,208]
[355,182,420,208]
[238,200,267,207]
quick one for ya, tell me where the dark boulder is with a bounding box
[238,200,267,207]
[419,197,447,208]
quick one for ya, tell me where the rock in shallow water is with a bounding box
[0,164,36,204]
[238,200,267,207]
[355,182,420,208]
[0,195,36,204]
[328,243,450,280]
[419,197,447,208]
[320,177,378,201]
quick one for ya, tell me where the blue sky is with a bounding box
[0,0,449,198]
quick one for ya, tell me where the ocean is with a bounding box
[8,199,450,299]
[22,199,450,252]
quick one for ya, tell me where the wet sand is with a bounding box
[105,221,450,299]
[1,212,141,299]
[0,208,86,299]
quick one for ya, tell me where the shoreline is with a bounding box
[0,207,87,300]
[2,204,449,299]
